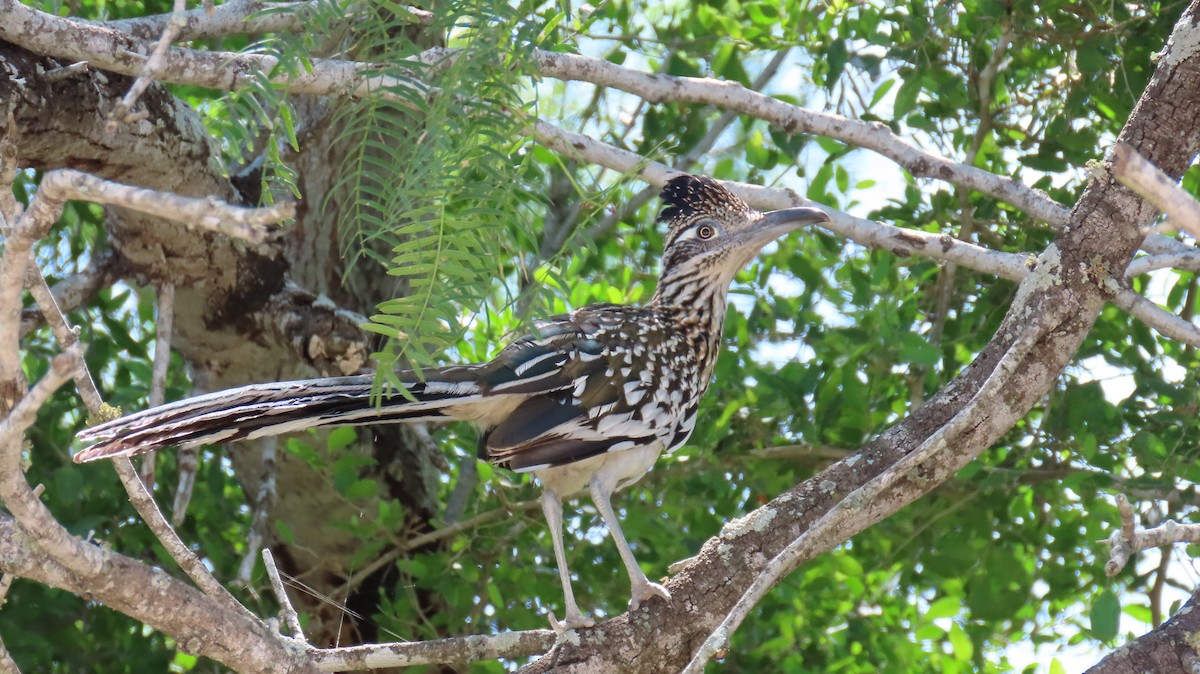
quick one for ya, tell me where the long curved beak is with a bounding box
[745,206,831,250]
[730,205,830,269]
[759,206,831,229]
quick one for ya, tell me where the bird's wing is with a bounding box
[479,306,679,472]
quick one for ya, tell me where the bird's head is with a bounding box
[653,174,830,303]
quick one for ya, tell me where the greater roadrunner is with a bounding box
[75,174,829,630]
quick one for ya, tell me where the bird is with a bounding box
[74,174,830,631]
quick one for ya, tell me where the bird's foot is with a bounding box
[548,610,595,634]
[628,580,671,611]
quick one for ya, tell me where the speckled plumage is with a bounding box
[74,174,830,631]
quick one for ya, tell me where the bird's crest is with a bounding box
[657,174,754,227]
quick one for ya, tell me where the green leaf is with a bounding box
[326,427,359,451]
[1090,591,1120,641]
[925,596,962,621]
[948,623,973,661]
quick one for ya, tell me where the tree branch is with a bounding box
[307,631,556,672]
[0,0,433,107]
[527,49,1070,228]
[100,0,432,41]
[1104,494,1200,576]
[1114,141,1200,240]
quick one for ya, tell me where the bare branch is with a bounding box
[139,283,176,488]
[263,547,305,640]
[529,50,1070,228]
[535,120,1029,275]
[101,0,433,40]
[22,258,104,412]
[537,121,1200,350]
[34,170,294,243]
[110,0,188,128]
[0,348,106,575]
[111,458,253,614]
[0,513,318,673]
[1109,286,1200,347]
[308,631,556,672]
[3,167,278,618]
[1104,498,1200,576]
[19,250,120,339]
[0,0,433,107]
[1114,141,1200,240]
[37,271,247,614]
[1127,249,1200,276]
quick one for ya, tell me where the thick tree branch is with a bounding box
[307,631,556,672]
[0,0,432,107]
[526,50,1070,228]
[684,311,1056,673]
[535,120,1200,348]
[0,512,318,673]
[0,166,308,670]
[1114,141,1200,240]
[101,0,432,41]
[2,0,1070,236]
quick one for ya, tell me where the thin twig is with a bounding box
[1102,497,1200,576]
[112,457,252,615]
[263,548,305,641]
[19,250,120,339]
[139,283,176,489]
[41,61,89,82]
[235,437,276,579]
[335,499,540,596]
[109,0,188,129]
[22,257,104,412]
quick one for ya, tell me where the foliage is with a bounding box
[7,0,1200,672]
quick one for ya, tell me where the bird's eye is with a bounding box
[696,223,717,240]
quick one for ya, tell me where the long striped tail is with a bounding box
[74,368,485,463]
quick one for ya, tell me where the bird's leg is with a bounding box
[587,478,671,611]
[540,490,593,632]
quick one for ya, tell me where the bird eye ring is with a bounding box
[696,223,716,239]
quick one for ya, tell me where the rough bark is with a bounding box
[0,36,438,647]
[0,513,317,673]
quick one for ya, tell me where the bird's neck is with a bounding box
[651,270,731,382]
